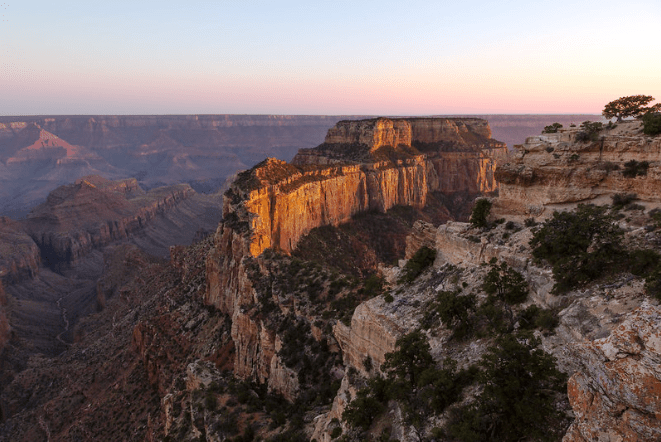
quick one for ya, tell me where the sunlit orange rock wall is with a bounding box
[243,158,428,256]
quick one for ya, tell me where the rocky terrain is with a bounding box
[1,115,659,442]
[0,114,600,219]
[0,174,222,396]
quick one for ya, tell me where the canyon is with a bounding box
[1,114,659,441]
[0,114,599,219]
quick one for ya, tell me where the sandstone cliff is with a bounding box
[223,117,505,258]
[20,175,219,269]
[495,120,661,219]
[0,217,40,284]
[203,117,505,401]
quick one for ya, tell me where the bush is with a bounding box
[611,193,638,209]
[446,333,568,442]
[642,112,661,136]
[428,290,477,338]
[530,205,624,293]
[542,123,563,133]
[470,199,492,228]
[482,260,529,305]
[399,246,436,284]
[623,160,649,178]
[575,121,603,142]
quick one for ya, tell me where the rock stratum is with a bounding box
[495,120,661,219]
[4,115,661,442]
[201,117,505,405]
[221,117,506,257]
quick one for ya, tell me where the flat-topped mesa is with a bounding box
[223,157,428,257]
[218,117,506,260]
[292,117,505,165]
[493,120,661,219]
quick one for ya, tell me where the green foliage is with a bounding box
[383,293,394,303]
[361,274,385,298]
[642,112,661,136]
[330,427,342,439]
[530,204,624,293]
[623,160,650,178]
[645,267,661,301]
[398,246,436,284]
[363,355,373,372]
[602,95,657,122]
[382,331,434,386]
[482,260,529,305]
[426,290,477,338]
[447,333,568,442]
[518,305,559,334]
[542,122,563,133]
[524,217,537,227]
[342,389,386,430]
[575,121,603,142]
[470,199,492,228]
[627,249,661,277]
[611,193,638,209]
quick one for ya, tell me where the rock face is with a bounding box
[226,118,506,258]
[0,115,348,218]
[20,175,220,269]
[204,116,505,398]
[495,120,661,219]
[0,217,40,284]
[564,302,661,442]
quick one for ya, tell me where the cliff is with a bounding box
[20,175,212,269]
[222,117,505,258]
[495,120,661,219]
[0,217,40,284]
[202,117,505,401]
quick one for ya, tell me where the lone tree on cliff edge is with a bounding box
[603,95,661,122]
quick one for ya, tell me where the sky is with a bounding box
[1,0,661,116]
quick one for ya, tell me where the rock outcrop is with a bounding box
[223,117,506,258]
[564,302,661,442]
[204,116,505,399]
[20,175,220,269]
[495,120,661,219]
[0,217,40,284]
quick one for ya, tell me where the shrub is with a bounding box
[382,331,434,387]
[542,123,563,134]
[623,160,649,178]
[524,217,537,227]
[575,121,603,142]
[446,333,568,442]
[470,199,492,228]
[611,193,638,209]
[627,249,661,277]
[530,204,624,293]
[518,305,559,334]
[482,260,529,305]
[342,389,385,430]
[642,112,661,136]
[399,246,436,284]
[429,290,477,338]
[363,356,373,372]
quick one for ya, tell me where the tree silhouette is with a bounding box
[602,95,658,122]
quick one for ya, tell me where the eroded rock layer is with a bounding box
[495,120,661,219]
[224,117,506,258]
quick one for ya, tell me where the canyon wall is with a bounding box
[495,120,661,219]
[204,117,505,397]
[229,118,506,258]
[0,218,40,284]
